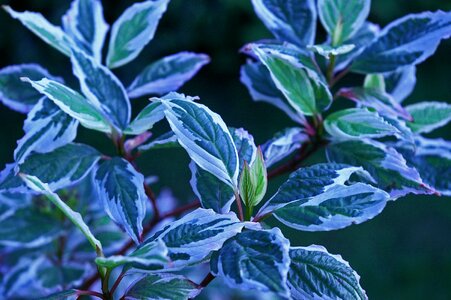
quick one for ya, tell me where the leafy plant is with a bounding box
[0,0,450,299]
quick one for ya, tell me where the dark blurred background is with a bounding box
[0,0,450,299]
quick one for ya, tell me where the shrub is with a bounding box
[0,0,450,299]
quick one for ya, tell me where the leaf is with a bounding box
[230,127,258,171]
[2,143,100,193]
[324,108,399,140]
[95,240,168,269]
[335,21,379,71]
[363,74,385,91]
[251,0,317,47]
[38,289,78,300]
[62,0,109,63]
[189,162,234,214]
[308,44,355,59]
[317,0,370,46]
[239,149,267,208]
[384,66,416,103]
[3,6,72,56]
[107,0,170,68]
[128,52,210,98]
[337,87,412,121]
[352,11,451,73]
[240,60,306,124]
[160,95,239,188]
[23,78,112,133]
[71,47,131,131]
[125,274,200,300]
[326,139,434,198]
[13,97,79,164]
[275,183,389,231]
[94,157,147,244]
[20,174,103,254]
[253,46,332,116]
[257,163,371,217]
[124,101,165,135]
[138,131,179,151]
[288,245,367,300]
[143,208,244,269]
[38,262,89,293]
[0,207,61,248]
[405,101,451,134]
[396,137,451,196]
[261,127,309,168]
[210,228,290,298]
[0,64,61,113]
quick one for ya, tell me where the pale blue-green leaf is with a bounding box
[288,245,367,300]
[144,208,243,269]
[13,97,79,164]
[161,96,239,188]
[128,52,210,98]
[20,174,103,253]
[275,183,389,231]
[396,137,451,196]
[335,22,379,71]
[94,157,147,244]
[337,87,412,121]
[253,46,332,116]
[324,108,399,140]
[125,273,200,300]
[62,0,109,63]
[95,239,168,269]
[138,131,179,151]
[383,116,415,146]
[230,127,258,170]
[107,0,170,68]
[211,228,291,298]
[0,207,61,248]
[189,162,234,214]
[0,64,61,113]
[261,127,309,168]
[124,101,164,135]
[38,289,78,300]
[308,44,355,59]
[363,74,385,91]
[405,101,451,134]
[251,0,317,47]
[257,163,370,217]
[384,66,416,103]
[317,0,370,46]
[71,48,131,130]
[3,6,72,56]
[352,11,451,73]
[23,78,111,133]
[326,139,434,198]
[2,143,99,193]
[240,60,306,124]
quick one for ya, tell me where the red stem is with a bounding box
[76,290,104,299]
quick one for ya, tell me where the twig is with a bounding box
[234,192,245,221]
[110,269,127,297]
[330,67,350,88]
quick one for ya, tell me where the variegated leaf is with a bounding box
[94,157,147,244]
[143,208,243,269]
[71,47,131,131]
[107,0,170,68]
[288,245,367,299]
[128,52,210,98]
[0,64,61,113]
[211,228,291,299]
[62,0,109,63]
[160,95,239,188]
[405,101,451,134]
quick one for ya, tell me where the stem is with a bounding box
[76,290,104,299]
[199,272,216,288]
[326,54,336,85]
[330,67,350,88]
[110,269,127,297]
[245,205,253,222]
[144,184,159,220]
[101,268,112,299]
[234,191,244,221]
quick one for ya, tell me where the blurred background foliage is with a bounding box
[0,0,450,299]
